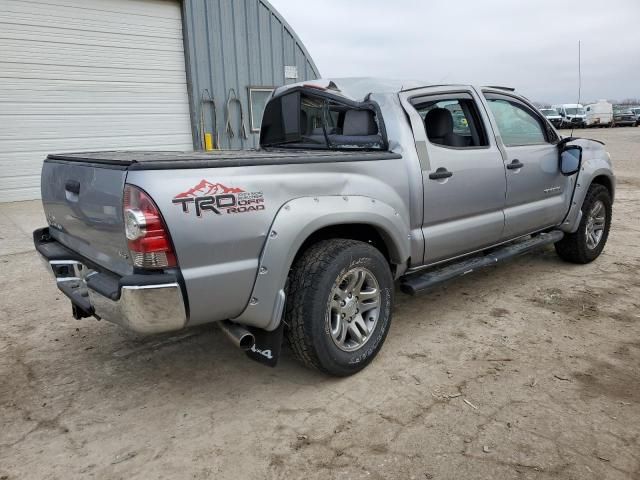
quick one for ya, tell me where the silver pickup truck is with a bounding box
[35,78,614,376]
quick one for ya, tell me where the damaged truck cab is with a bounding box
[35,78,614,376]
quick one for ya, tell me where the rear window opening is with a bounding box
[260,89,386,150]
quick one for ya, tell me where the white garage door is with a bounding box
[0,0,193,202]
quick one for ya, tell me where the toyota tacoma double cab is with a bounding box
[35,78,614,376]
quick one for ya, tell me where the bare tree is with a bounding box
[532,101,551,108]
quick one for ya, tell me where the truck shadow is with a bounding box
[82,247,571,389]
[15,244,617,406]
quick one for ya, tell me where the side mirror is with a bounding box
[559,112,565,117]
[560,145,582,176]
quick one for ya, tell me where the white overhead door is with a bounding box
[0,0,193,202]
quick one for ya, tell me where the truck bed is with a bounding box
[47,149,401,170]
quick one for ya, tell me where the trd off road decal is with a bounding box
[172,179,265,217]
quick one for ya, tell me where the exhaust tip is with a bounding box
[238,333,255,351]
[219,320,255,351]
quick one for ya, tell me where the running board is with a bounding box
[400,230,564,295]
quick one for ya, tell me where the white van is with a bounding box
[552,103,586,128]
[630,107,640,126]
[584,100,613,128]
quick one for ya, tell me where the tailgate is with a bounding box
[41,159,132,276]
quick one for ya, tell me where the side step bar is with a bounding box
[400,230,564,295]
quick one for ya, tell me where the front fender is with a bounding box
[232,195,411,330]
[560,139,615,233]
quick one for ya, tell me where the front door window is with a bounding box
[486,98,547,146]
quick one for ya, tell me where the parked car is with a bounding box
[629,106,640,126]
[584,100,613,128]
[552,103,586,128]
[539,108,563,128]
[612,106,637,127]
[35,79,615,376]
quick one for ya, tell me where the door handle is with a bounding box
[65,180,80,194]
[507,159,524,170]
[428,167,453,180]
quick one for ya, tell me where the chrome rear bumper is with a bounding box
[36,228,187,335]
[41,257,187,334]
[90,281,187,334]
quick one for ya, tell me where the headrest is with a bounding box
[425,108,454,138]
[343,110,378,136]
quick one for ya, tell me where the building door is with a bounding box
[0,0,193,202]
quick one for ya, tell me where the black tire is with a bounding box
[285,239,394,376]
[555,184,612,264]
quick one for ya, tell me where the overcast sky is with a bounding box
[270,0,640,105]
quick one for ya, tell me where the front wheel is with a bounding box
[555,184,612,263]
[285,239,394,376]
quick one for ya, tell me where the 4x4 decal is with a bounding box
[172,179,265,217]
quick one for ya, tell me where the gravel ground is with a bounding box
[1,127,639,479]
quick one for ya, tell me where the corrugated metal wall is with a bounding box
[182,0,320,150]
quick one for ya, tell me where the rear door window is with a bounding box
[412,95,488,148]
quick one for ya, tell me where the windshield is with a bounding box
[540,109,557,116]
[565,108,585,115]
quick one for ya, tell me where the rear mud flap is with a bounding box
[245,323,284,367]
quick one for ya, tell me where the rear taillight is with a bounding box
[123,184,176,269]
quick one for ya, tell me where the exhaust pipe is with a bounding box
[219,320,255,351]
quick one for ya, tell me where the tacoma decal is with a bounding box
[172,179,265,217]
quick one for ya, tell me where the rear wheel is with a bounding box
[555,184,612,263]
[285,239,393,376]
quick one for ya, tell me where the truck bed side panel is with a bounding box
[125,154,410,327]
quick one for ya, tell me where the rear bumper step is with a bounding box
[400,230,564,295]
[35,228,187,334]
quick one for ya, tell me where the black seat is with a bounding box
[327,109,380,146]
[342,110,378,136]
[424,108,468,147]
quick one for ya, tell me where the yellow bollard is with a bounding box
[204,133,213,151]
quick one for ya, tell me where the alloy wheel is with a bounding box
[327,267,381,352]
[585,200,606,250]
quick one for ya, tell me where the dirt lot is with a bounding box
[1,127,639,479]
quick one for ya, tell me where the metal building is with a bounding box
[0,0,319,202]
